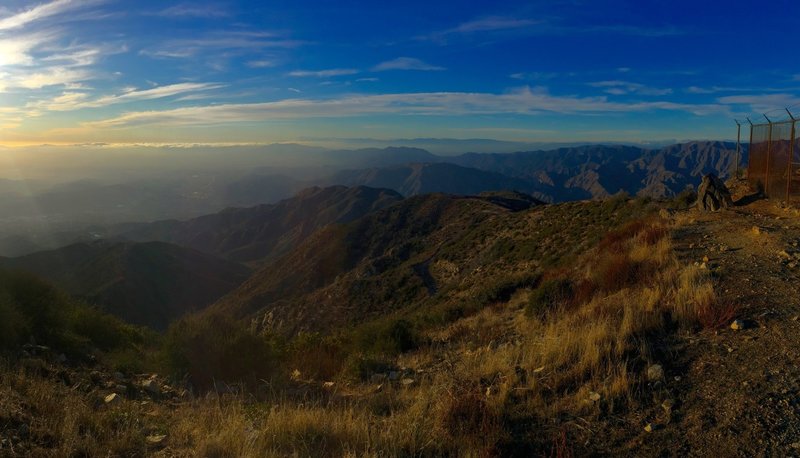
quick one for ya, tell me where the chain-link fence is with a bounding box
[747,119,800,202]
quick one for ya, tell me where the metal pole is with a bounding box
[787,109,796,203]
[766,120,773,198]
[788,120,795,202]
[747,117,754,189]
[735,120,741,180]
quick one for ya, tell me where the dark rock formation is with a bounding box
[697,173,733,211]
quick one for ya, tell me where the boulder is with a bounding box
[696,174,733,211]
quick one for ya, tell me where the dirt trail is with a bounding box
[636,184,800,456]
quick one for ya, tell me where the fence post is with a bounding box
[735,120,741,180]
[747,118,754,189]
[790,120,796,202]
[765,115,773,197]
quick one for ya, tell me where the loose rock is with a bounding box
[647,364,664,381]
[142,379,160,394]
[146,434,167,446]
[662,399,675,413]
[731,320,745,330]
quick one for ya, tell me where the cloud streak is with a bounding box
[82,87,729,129]
[28,82,225,111]
[154,3,230,18]
[372,57,445,72]
[588,80,672,96]
[0,0,104,32]
[288,68,359,77]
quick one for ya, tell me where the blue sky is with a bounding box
[1,0,799,146]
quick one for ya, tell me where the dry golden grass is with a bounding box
[1,216,720,456]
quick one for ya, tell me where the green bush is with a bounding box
[0,290,26,349]
[525,278,573,318]
[475,273,541,305]
[161,313,284,389]
[0,270,145,356]
[352,318,420,356]
[670,187,697,209]
[340,354,393,382]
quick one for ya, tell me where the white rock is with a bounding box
[146,434,167,445]
[142,379,160,394]
[104,393,121,405]
[647,364,664,381]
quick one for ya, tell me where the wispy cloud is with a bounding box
[141,31,300,60]
[154,3,230,19]
[717,93,800,115]
[246,59,277,68]
[510,72,560,80]
[451,16,541,33]
[0,0,121,96]
[588,80,672,96]
[0,0,104,31]
[372,57,445,72]
[28,82,224,111]
[82,86,728,129]
[288,68,359,77]
[419,14,681,44]
[421,15,541,42]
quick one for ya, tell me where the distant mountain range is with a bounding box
[107,185,404,264]
[0,140,746,258]
[447,140,744,200]
[328,163,544,199]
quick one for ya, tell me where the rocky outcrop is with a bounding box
[697,174,733,211]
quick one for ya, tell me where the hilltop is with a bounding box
[112,185,404,264]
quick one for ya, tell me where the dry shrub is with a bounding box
[441,384,504,457]
[549,429,574,458]
[696,300,739,330]
[594,254,634,292]
[597,219,651,254]
[673,265,716,326]
[569,279,598,307]
[637,224,669,245]
[593,253,661,294]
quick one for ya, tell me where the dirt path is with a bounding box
[634,186,800,456]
